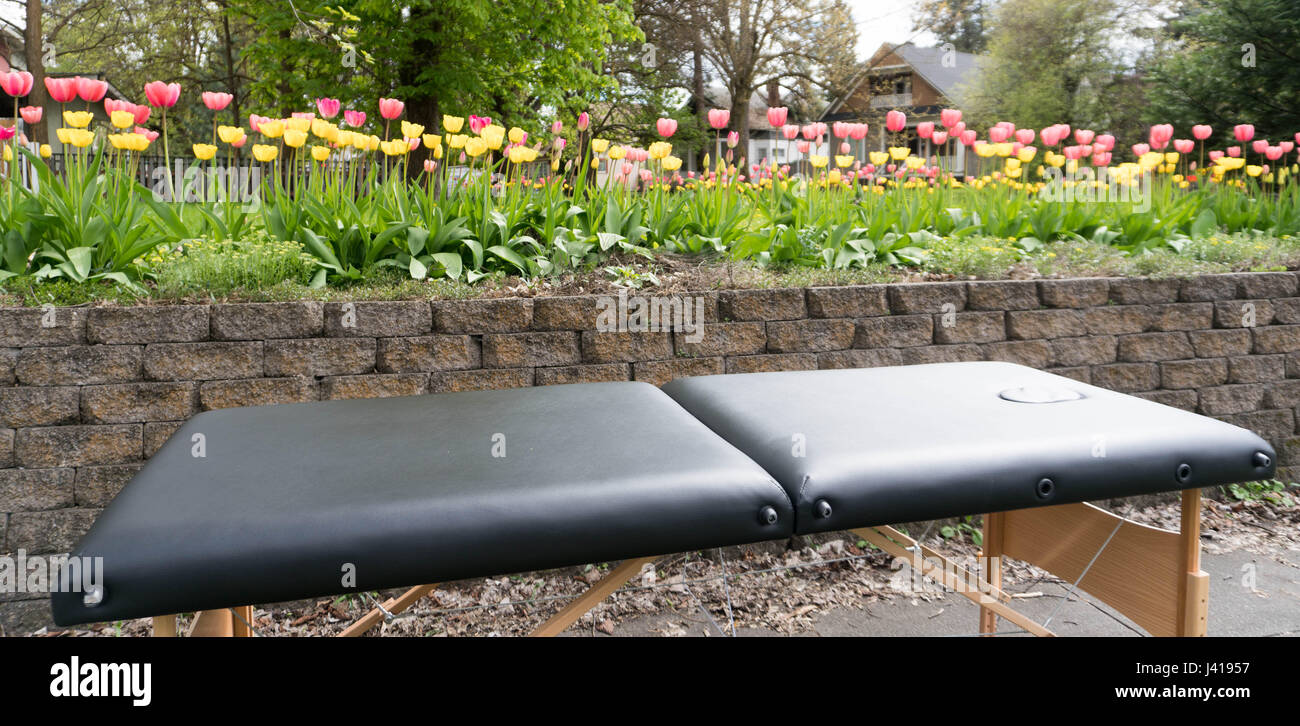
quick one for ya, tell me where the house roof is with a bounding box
[822,42,982,118]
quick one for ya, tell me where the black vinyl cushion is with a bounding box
[662,362,1276,535]
[51,382,792,626]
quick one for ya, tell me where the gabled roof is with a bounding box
[823,42,982,118]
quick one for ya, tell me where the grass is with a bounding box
[2,232,1298,308]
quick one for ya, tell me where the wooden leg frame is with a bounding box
[154,491,1208,638]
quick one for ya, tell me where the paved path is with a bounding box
[561,548,1300,637]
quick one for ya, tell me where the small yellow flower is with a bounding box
[192,143,217,161]
[39,144,51,158]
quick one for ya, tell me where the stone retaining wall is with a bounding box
[2,271,1299,631]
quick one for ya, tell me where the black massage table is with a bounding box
[49,362,1275,637]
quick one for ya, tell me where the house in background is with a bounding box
[822,43,982,176]
[0,24,131,156]
[697,81,810,174]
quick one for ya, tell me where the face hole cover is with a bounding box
[999,385,1085,404]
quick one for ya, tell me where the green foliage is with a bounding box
[1146,0,1300,145]
[1223,480,1296,507]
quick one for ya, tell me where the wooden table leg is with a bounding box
[979,512,1005,636]
[152,614,177,637]
[1178,489,1209,637]
[529,557,656,637]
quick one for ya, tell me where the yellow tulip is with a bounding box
[649,141,672,159]
[110,110,134,129]
[507,145,528,164]
[127,133,150,152]
[432,144,443,160]
[507,127,526,144]
[217,125,244,144]
[252,144,278,162]
[192,143,217,161]
[66,128,94,148]
[827,169,842,185]
[367,135,380,151]
[107,133,129,150]
[285,117,311,133]
[905,156,924,169]
[259,120,284,138]
[887,146,909,161]
[39,144,51,158]
[422,133,441,150]
[1005,158,1021,171]
[480,124,505,150]
[283,129,308,148]
[311,118,332,138]
[1017,147,1037,163]
[994,142,1013,157]
[809,155,828,168]
[608,144,627,160]
[592,138,610,154]
[311,145,331,162]
[1246,165,1263,177]
[662,155,682,171]
[336,130,355,147]
[1164,152,1179,164]
[63,111,93,129]
[442,115,464,133]
[869,151,888,165]
[465,137,488,157]
[401,121,425,139]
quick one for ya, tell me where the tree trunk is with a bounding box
[692,25,705,172]
[24,0,47,144]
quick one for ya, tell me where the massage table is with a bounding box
[49,362,1275,637]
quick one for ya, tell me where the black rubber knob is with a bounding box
[1176,463,1192,484]
[1035,478,1055,499]
[1254,452,1272,469]
[759,506,779,525]
[814,499,833,518]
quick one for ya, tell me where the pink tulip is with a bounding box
[551,120,563,135]
[407,137,421,151]
[249,114,270,132]
[726,131,739,148]
[885,110,906,133]
[19,106,42,124]
[1132,143,1150,157]
[469,115,491,134]
[1263,145,1283,160]
[1064,145,1084,160]
[1251,139,1268,154]
[105,98,130,114]
[577,112,589,132]
[989,126,1010,143]
[74,77,107,103]
[1173,139,1194,154]
[134,126,159,141]
[917,121,934,140]
[0,70,33,98]
[767,106,788,128]
[0,126,13,141]
[202,91,233,111]
[1192,125,1212,141]
[1295,132,1300,146]
[291,111,315,121]
[1233,124,1254,142]
[781,124,799,140]
[44,77,78,104]
[316,98,341,119]
[1227,146,1241,157]
[1149,124,1173,150]
[1094,134,1115,151]
[656,117,677,138]
[940,109,961,128]
[131,104,151,125]
[959,130,977,146]
[708,108,730,129]
[832,121,849,139]
[620,161,634,176]
[931,130,948,145]
[849,123,868,140]
[231,134,247,149]
[1092,152,1111,166]
[343,110,366,128]
[378,97,404,120]
[1209,150,1224,161]
[801,124,818,141]
[424,159,437,173]
[144,81,181,108]
[797,141,810,154]
[1014,128,1035,145]
[1281,141,1295,153]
